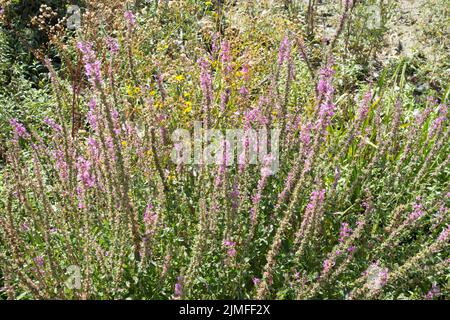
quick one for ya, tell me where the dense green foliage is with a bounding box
[0,0,448,300]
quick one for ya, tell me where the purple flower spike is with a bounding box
[10,118,29,139]
[124,10,136,27]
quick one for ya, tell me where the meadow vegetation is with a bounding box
[0,0,448,299]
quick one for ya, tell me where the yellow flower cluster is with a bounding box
[175,74,185,82]
[126,85,141,97]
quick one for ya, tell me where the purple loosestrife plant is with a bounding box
[424,285,441,300]
[77,42,102,87]
[2,4,449,300]
[338,222,353,243]
[106,37,120,55]
[9,119,29,139]
[124,10,136,27]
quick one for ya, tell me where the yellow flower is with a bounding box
[183,92,191,98]
[121,141,127,148]
[182,100,192,114]
[183,106,192,114]
[168,173,176,182]
[175,74,185,82]
[158,43,169,51]
[149,90,157,96]
[126,85,133,97]
[154,101,163,109]
[126,86,140,97]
